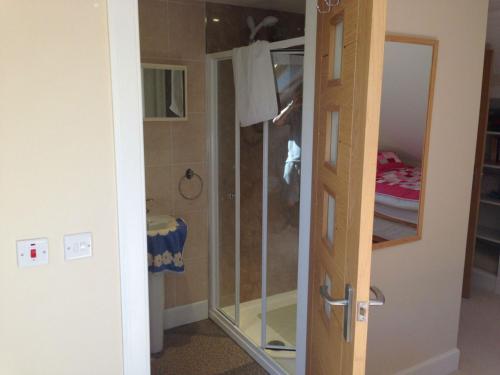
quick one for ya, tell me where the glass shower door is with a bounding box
[216,59,237,322]
[262,50,303,358]
[211,45,304,373]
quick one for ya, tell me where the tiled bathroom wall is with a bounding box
[205,2,305,53]
[139,0,305,310]
[139,0,208,308]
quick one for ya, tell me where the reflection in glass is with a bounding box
[332,20,344,80]
[263,49,303,352]
[328,111,339,167]
[216,60,236,321]
[326,194,336,247]
[142,65,187,119]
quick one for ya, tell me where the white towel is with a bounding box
[232,41,278,127]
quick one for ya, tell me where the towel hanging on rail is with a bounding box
[232,41,278,127]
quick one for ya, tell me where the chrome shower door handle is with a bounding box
[319,284,353,342]
[369,286,385,307]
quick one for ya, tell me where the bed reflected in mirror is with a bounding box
[372,35,438,249]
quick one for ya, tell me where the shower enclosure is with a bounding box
[208,37,304,375]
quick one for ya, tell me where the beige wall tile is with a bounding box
[140,0,208,310]
[145,166,174,215]
[177,210,208,261]
[139,0,169,59]
[167,1,206,60]
[174,257,209,305]
[143,123,172,167]
[171,114,207,163]
[186,61,206,113]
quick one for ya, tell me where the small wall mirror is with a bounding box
[372,35,438,249]
[142,64,187,121]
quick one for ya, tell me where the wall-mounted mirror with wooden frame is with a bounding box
[372,35,438,250]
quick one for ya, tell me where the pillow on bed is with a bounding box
[377,151,405,171]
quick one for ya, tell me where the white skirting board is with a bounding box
[395,348,460,375]
[162,300,209,330]
[472,267,500,294]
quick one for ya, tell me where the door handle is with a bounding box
[369,286,385,306]
[319,284,353,342]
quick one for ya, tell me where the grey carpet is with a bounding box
[151,319,269,375]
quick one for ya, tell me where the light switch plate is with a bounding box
[64,232,92,260]
[17,238,49,268]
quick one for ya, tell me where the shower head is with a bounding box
[248,15,279,42]
[246,15,255,31]
[260,16,279,27]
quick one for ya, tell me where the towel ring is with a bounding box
[178,168,203,200]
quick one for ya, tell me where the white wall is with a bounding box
[367,0,489,374]
[0,1,123,374]
[379,42,433,163]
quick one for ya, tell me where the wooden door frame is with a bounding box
[463,48,494,298]
[106,1,320,374]
[107,1,151,374]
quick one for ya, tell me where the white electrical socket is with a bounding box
[17,238,49,268]
[64,232,92,260]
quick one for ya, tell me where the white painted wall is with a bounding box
[367,0,489,374]
[379,42,433,163]
[0,1,124,374]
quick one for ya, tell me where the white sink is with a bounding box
[147,214,177,232]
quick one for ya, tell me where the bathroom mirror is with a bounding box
[372,35,438,249]
[142,64,187,121]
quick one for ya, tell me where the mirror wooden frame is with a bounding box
[142,63,188,122]
[373,34,438,250]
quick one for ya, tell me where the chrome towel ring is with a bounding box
[178,168,203,200]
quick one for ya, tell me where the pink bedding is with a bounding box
[376,152,420,202]
[376,166,421,202]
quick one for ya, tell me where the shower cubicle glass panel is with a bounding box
[264,51,303,353]
[211,41,304,374]
[216,59,237,322]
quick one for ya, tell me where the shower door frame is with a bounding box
[207,36,309,375]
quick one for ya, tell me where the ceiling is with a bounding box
[488,0,500,79]
[208,0,498,80]
[207,0,305,14]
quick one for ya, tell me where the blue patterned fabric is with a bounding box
[147,218,187,273]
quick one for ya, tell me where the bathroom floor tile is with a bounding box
[151,319,268,375]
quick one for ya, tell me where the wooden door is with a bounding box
[307,1,387,374]
[463,49,494,298]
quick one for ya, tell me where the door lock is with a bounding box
[357,286,386,322]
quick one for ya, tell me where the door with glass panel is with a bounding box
[307,0,387,374]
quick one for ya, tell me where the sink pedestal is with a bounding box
[148,272,165,354]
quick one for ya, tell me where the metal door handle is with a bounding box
[319,284,353,342]
[320,285,349,306]
[369,286,385,306]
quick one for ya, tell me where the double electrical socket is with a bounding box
[16,232,92,268]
